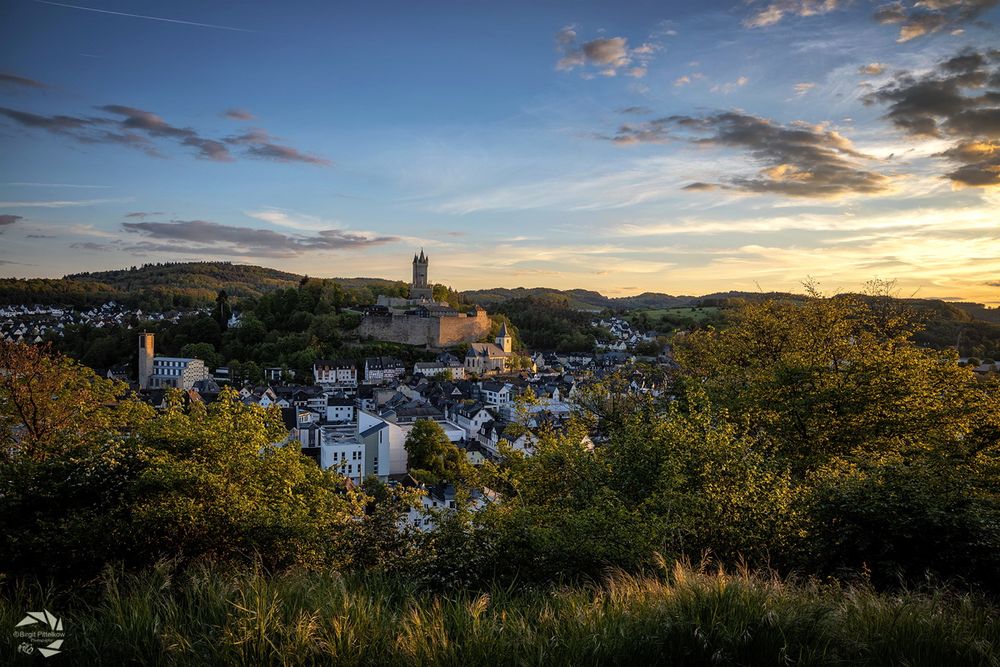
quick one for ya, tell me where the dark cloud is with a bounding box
[617,106,653,115]
[98,105,234,161]
[873,0,998,41]
[26,234,55,238]
[608,111,888,197]
[225,129,330,165]
[70,241,117,252]
[0,214,23,226]
[0,103,327,165]
[987,280,1000,287]
[682,182,719,191]
[124,211,165,219]
[121,219,397,258]
[864,49,1000,186]
[223,108,255,120]
[0,72,46,89]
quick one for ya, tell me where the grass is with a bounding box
[1,561,997,666]
[628,307,720,326]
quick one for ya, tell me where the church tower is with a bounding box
[409,248,433,300]
[495,321,512,354]
[138,332,155,389]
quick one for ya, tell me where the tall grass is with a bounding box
[1,560,997,666]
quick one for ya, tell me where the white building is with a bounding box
[148,357,211,390]
[313,359,358,389]
[325,396,355,423]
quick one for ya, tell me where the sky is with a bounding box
[1,0,998,304]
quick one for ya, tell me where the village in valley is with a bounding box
[3,252,675,530]
[4,252,998,537]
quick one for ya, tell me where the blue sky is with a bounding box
[1,0,998,303]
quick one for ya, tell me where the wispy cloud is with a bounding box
[119,219,398,258]
[0,72,46,89]
[0,198,122,208]
[5,182,110,188]
[0,102,328,165]
[223,108,255,121]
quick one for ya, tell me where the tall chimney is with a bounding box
[138,332,154,389]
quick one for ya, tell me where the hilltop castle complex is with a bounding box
[357,250,493,349]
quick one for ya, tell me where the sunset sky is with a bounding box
[1,0,998,303]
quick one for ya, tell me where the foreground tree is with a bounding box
[404,418,468,484]
[0,343,373,578]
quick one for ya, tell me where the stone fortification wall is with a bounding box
[357,315,432,346]
[434,310,491,347]
[358,310,490,348]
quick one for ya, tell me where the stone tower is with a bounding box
[409,249,433,301]
[138,332,155,389]
[496,321,512,354]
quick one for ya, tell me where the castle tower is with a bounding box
[496,321,512,354]
[409,248,433,301]
[138,332,155,389]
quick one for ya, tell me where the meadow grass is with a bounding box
[1,561,997,666]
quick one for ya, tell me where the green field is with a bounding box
[627,306,720,327]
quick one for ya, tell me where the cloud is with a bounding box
[608,111,890,197]
[224,128,331,165]
[0,215,23,226]
[860,63,887,75]
[70,241,116,252]
[794,82,816,96]
[617,106,652,115]
[0,102,328,165]
[6,181,110,188]
[121,219,398,258]
[124,211,164,219]
[0,72,46,89]
[744,0,840,28]
[100,104,234,160]
[0,198,120,207]
[555,27,658,78]
[710,76,749,94]
[873,0,999,42]
[863,48,1000,186]
[223,108,255,120]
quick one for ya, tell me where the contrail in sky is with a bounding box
[34,1,258,33]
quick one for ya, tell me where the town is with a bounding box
[2,252,678,532]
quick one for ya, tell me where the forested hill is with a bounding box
[459,287,694,310]
[0,262,405,309]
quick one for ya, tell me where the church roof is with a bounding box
[497,322,509,338]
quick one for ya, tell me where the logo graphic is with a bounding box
[13,610,65,657]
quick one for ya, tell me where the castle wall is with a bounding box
[357,315,433,346]
[358,310,490,348]
[434,310,491,347]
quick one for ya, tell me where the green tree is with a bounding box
[404,419,468,484]
[214,289,232,330]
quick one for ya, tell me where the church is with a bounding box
[465,322,513,374]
